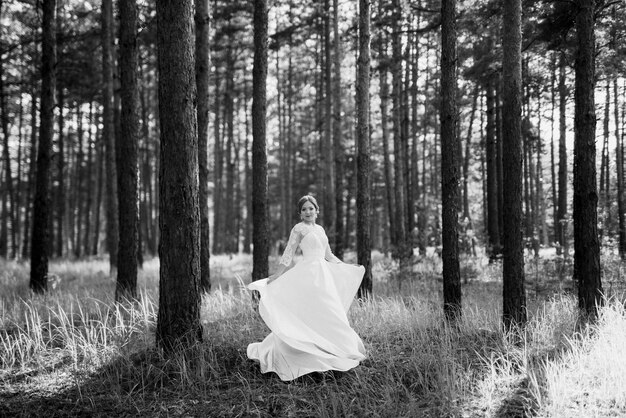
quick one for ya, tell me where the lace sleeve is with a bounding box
[279,224,303,267]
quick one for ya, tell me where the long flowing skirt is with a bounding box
[247,257,366,381]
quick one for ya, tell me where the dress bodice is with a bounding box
[279,222,338,266]
[299,225,327,258]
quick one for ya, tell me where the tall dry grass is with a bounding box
[0,252,625,416]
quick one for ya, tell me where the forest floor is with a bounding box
[1,249,626,417]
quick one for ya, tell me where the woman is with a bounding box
[247,195,366,381]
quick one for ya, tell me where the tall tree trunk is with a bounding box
[224,48,236,253]
[196,0,211,291]
[116,0,140,300]
[83,101,94,256]
[212,70,223,254]
[486,81,501,260]
[73,105,84,258]
[155,0,202,351]
[614,78,626,259]
[15,83,24,258]
[276,50,287,241]
[377,24,396,249]
[251,0,269,283]
[463,85,479,221]
[102,0,118,273]
[332,0,344,258]
[356,0,371,299]
[495,79,504,244]
[391,0,407,258]
[243,77,252,254]
[93,116,104,255]
[599,81,610,238]
[410,16,420,240]
[441,0,461,321]
[550,55,559,245]
[573,0,602,318]
[401,32,412,239]
[0,33,16,258]
[502,0,526,328]
[22,88,38,259]
[56,87,65,257]
[323,0,335,240]
[30,0,56,293]
[536,90,549,246]
[557,51,568,255]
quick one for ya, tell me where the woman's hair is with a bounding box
[297,195,319,212]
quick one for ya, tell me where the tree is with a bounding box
[486,80,501,260]
[573,0,602,319]
[155,0,202,351]
[322,0,335,241]
[501,0,527,328]
[102,0,118,274]
[0,6,16,258]
[614,78,626,259]
[356,0,371,299]
[196,0,211,292]
[116,0,140,300]
[556,51,567,255]
[332,0,344,258]
[440,0,461,321]
[390,0,407,259]
[251,0,269,283]
[30,0,56,293]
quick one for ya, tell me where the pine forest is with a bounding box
[1,0,626,416]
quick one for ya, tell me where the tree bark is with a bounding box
[224,48,236,253]
[463,85,479,222]
[356,0,371,299]
[0,29,16,258]
[332,0,344,258]
[322,0,335,240]
[30,0,56,293]
[502,0,527,328]
[614,78,626,259]
[196,0,211,291]
[156,0,202,351]
[102,0,118,272]
[243,77,252,254]
[55,87,65,257]
[599,81,610,238]
[557,51,568,255]
[84,101,94,256]
[73,105,84,258]
[252,0,269,283]
[116,0,140,300]
[377,22,396,249]
[22,86,38,259]
[391,0,407,258]
[212,70,223,254]
[573,0,602,319]
[93,117,104,255]
[486,81,501,260]
[441,0,461,321]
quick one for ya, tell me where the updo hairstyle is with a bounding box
[297,195,319,213]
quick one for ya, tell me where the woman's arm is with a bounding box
[325,242,342,264]
[268,225,303,283]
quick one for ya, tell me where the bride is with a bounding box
[247,195,366,381]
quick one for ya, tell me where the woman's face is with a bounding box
[300,201,318,222]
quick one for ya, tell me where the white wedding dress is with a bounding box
[247,222,366,381]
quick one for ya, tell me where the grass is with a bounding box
[0,251,625,417]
